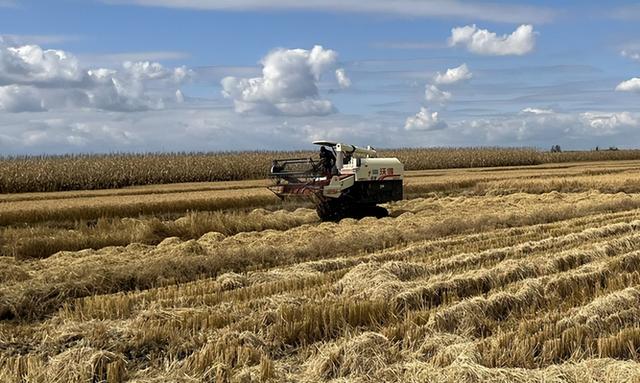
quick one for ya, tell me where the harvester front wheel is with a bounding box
[316,198,347,221]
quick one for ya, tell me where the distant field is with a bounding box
[2,147,640,193]
[2,159,640,382]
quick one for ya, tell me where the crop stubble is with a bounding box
[2,161,640,382]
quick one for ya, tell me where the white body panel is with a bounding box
[342,157,404,182]
[322,175,355,197]
[335,143,377,157]
[310,140,404,199]
[335,143,376,169]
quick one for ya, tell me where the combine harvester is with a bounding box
[268,141,404,221]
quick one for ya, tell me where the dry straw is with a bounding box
[4,168,640,381]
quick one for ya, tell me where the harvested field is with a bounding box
[2,159,640,382]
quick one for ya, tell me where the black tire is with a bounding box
[348,204,388,219]
[316,198,389,221]
[316,198,346,221]
[370,205,389,218]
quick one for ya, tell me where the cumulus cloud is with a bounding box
[335,68,351,88]
[425,84,451,103]
[456,110,640,146]
[86,61,192,111]
[0,105,403,154]
[0,39,193,113]
[221,45,345,116]
[449,24,536,56]
[581,112,639,132]
[615,77,640,93]
[404,107,447,131]
[122,60,189,82]
[0,43,83,85]
[0,85,44,112]
[434,63,472,85]
[421,64,470,105]
[4,104,640,154]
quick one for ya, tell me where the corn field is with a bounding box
[2,159,640,382]
[2,148,640,193]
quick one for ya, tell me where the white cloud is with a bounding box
[0,43,83,85]
[77,60,191,112]
[3,104,640,155]
[434,63,472,85]
[79,51,190,66]
[581,112,639,133]
[270,99,335,116]
[456,110,640,146]
[404,107,447,131]
[521,107,554,115]
[221,45,341,116]
[335,68,351,88]
[15,117,139,151]
[175,89,185,103]
[0,85,44,112]
[422,64,470,106]
[101,0,555,23]
[0,34,79,46]
[425,84,451,103]
[0,39,193,113]
[0,105,400,154]
[621,50,640,61]
[449,24,536,56]
[615,77,640,93]
[122,60,189,82]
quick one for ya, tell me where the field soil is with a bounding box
[2,160,640,382]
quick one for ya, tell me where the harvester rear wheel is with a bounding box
[349,204,389,219]
[316,199,389,221]
[369,205,389,218]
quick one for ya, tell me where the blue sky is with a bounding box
[0,0,639,154]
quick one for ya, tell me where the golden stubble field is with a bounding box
[2,160,640,382]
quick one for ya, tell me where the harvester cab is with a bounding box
[268,141,404,221]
